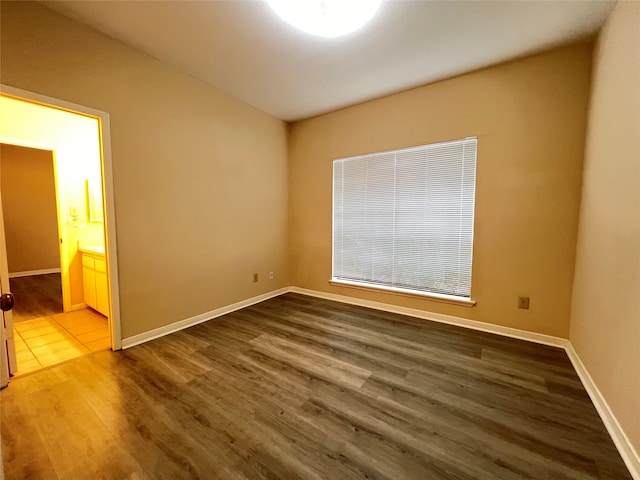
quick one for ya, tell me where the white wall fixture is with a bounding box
[67,205,85,228]
[267,0,382,38]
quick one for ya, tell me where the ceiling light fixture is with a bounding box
[267,0,382,38]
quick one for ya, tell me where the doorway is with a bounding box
[1,145,62,322]
[1,144,110,375]
[0,87,121,387]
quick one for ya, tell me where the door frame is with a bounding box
[0,85,122,361]
[0,189,17,386]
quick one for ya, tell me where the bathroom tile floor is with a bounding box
[12,308,109,375]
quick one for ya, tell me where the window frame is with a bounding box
[330,137,478,307]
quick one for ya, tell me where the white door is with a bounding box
[0,187,17,388]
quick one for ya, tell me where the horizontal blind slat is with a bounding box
[333,137,477,297]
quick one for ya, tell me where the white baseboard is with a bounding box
[564,343,640,480]
[70,303,88,312]
[289,286,568,348]
[8,268,61,278]
[121,287,290,349]
[289,286,638,478]
[118,284,638,477]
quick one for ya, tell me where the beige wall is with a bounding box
[570,1,640,458]
[289,43,593,338]
[0,1,289,338]
[0,144,59,274]
[0,0,636,464]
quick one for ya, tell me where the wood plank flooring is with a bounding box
[9,273,63,322]
[1,293,632,479]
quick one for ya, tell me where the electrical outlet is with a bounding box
[253,273,258,283]
[518,295,530,310]
[269,271,274,280]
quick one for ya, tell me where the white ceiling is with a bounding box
[43,1,615,122]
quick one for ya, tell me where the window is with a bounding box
[332,137,477,300]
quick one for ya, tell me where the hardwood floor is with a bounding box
[9,273,63,322]
[1,293,631,479]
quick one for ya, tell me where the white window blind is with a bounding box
[332,137,477,298]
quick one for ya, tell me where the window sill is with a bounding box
[329,279,476,307]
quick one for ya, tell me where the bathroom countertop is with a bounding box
[79,245,105,256]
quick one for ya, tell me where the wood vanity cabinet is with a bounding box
[82,251,109,316]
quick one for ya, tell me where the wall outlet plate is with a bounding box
[253,273,258,283]
[518,295,530,309]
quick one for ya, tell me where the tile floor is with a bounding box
[13,308,110,375]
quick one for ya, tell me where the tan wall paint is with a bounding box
[0,1,289,338]
[0,0,635,460]
[289,43,593,338]
[570,1,640,456]
[0,144,59,273]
